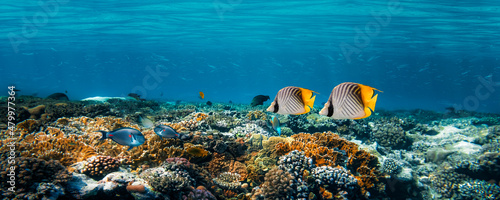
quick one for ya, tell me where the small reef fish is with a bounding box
[199,91,205,99]
[139,116,154,128]
[250,95,270,107]
[98,128,146,151]
[267,86,317,115]
[128,93,145,101]
[47,93,69,101]
[154,125,179,139]
[319,82,381,119]
[266,116,281,136]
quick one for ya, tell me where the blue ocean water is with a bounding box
[1,0,499,113]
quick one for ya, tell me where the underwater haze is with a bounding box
[3,1,500,200]
[1,0,500,112]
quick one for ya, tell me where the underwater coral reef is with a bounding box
[1,96,500,200]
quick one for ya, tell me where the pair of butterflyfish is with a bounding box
[266,82,381,119]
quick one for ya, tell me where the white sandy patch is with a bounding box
[452,141,482,155]
[81,96,136,102]
[430,125,462,139]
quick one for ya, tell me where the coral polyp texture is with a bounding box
[213,172,242,190]
[81,155,121,177]
[1,96,500,199]
[0,157,72,199]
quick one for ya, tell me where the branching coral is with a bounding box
[0,127,97,166]
[246,110,267,121]
[15,119,44,136]
[1,116,191,169]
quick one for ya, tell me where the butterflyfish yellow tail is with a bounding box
[297,88,318,115]
[357,84,382,119]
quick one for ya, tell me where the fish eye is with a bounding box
[129,135,132,137]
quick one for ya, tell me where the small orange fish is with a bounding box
[199,91,205,99]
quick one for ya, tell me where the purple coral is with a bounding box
[183,186,216,200]
[165,157,191,168]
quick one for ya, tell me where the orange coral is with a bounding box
[184,145,211,162]
[246,110,267,121]
[228,160,247,181]
[195,112,208,121]
[223,189,237,198]
[15,119,42,135]
[25,105,46,119]
[1,116,188,168]
[270,132,382,197]
[0,127,98,166]
[319,186,334,199]
[207,153,228,177]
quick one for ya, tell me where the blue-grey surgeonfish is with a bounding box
[154,125,179,139]
[266,116,281,136]
[98,128,146,151]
